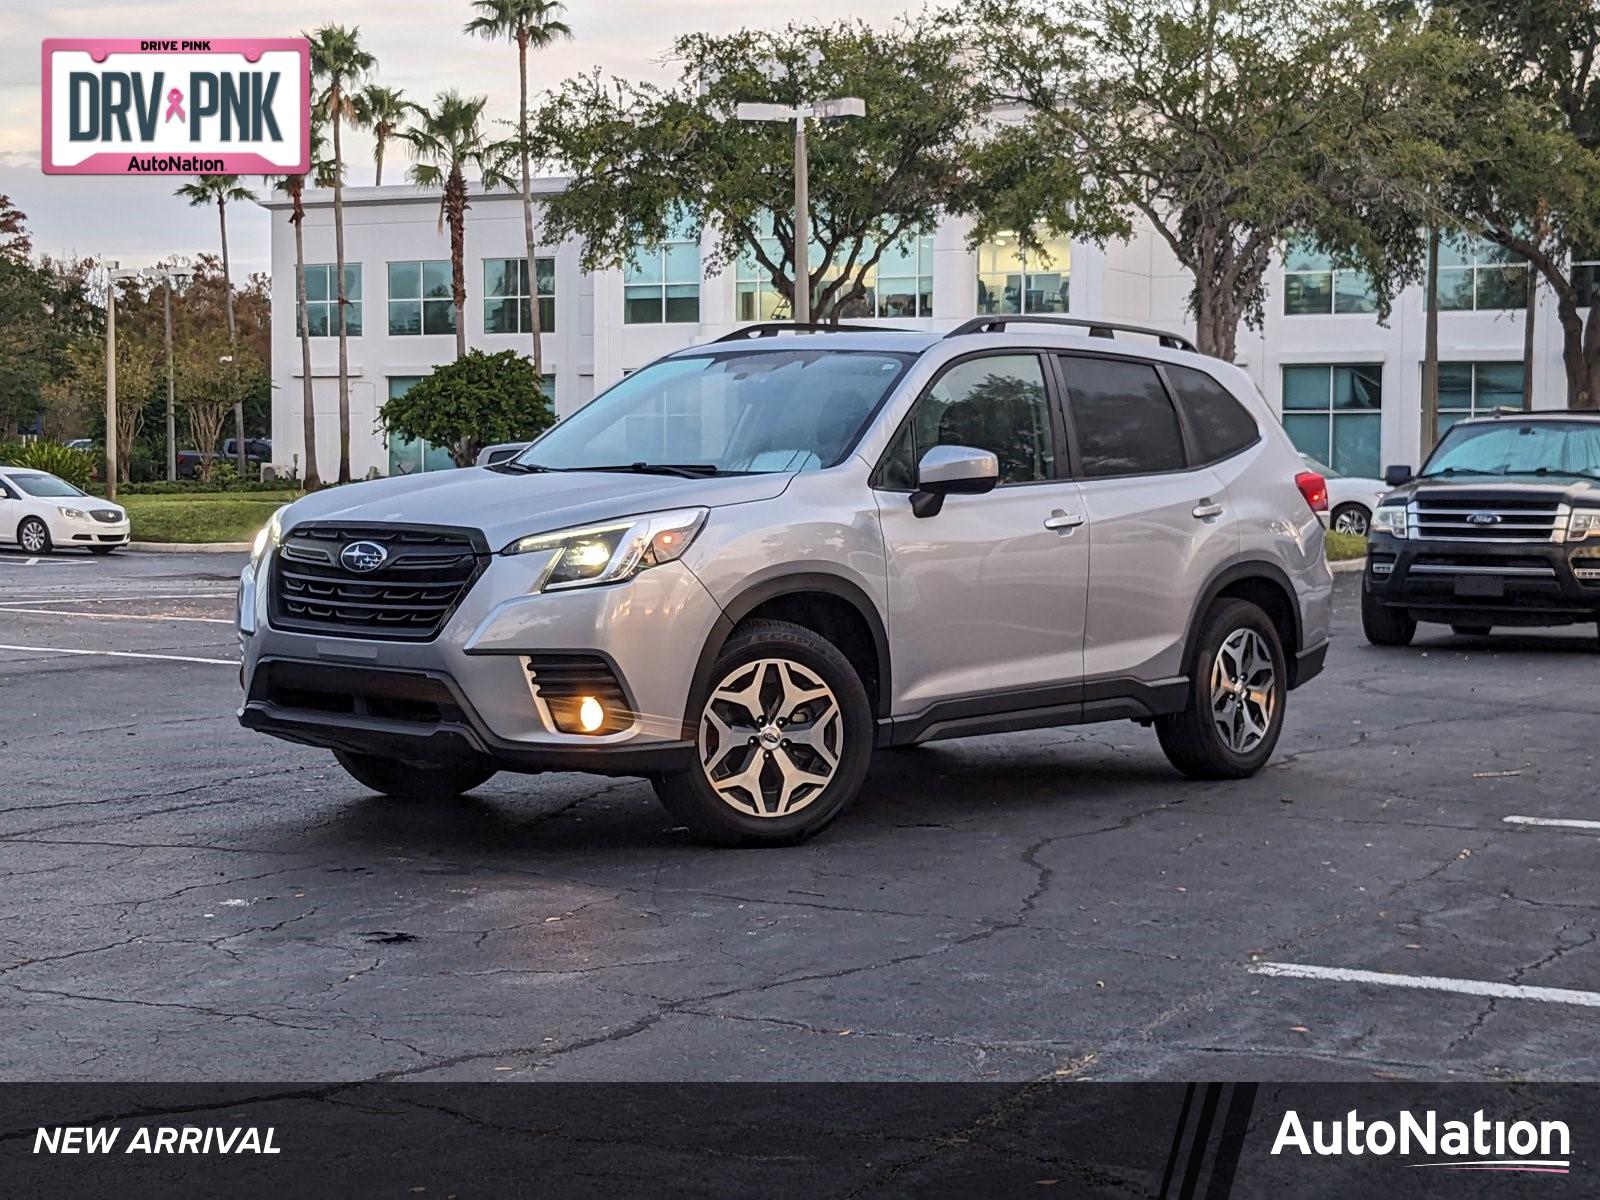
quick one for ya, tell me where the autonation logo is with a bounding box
[1272,1108,1572,1174]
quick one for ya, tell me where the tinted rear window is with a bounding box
[1169,365,1259,463]
[1060,357,1187,477]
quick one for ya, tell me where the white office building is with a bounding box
[263,181,1568,482]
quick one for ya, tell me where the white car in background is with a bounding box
[0,467,129,555]
[1300,455,1388,536]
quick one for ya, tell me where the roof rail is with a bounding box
[944,315,1196,352]
[713,321,912,343]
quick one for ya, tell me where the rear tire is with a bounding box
[653,618,873,847]
[1450,624,1492,637]
[1361,585,1416,647]
[333,750,495,800]
[17,517,50,555]
[1156,598,1286,780]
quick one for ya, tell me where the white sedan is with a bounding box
[1301,455,1389,536]
[0,467,130,554]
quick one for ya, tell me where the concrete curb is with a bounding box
[127,542,251,554]
[1329,557,1367,574]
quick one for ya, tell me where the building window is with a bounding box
[484,257,555,335]
[1437,362,1524,433]
[387,261,455,336]
[1281,364,1383,478]
[624,222,700,324]
[302,264,362,336]
[735,216,933,322]
[1436,236,1528,311]
[1282,244,1376,315]
[976,231,1069,315]
[384,377,457,474]
[1572,252,1600,308]
[872,235,935,319]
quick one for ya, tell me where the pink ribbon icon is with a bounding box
[164,88,185,123]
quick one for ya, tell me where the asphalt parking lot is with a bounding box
[1,545,1597,1083]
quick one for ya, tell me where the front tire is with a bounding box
[653,618,873,847]
[1361,585,1416,646]
[1330,503,1371,536]
[1156,599,1287,780]
[333,750,495,800]
[17,517,51,555]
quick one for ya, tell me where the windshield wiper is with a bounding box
[1530,466,1600,480]
[1424,467,1502,478]
[560,462,723,479]
[486,460,546,475]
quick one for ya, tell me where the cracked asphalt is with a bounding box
[2,547,1597,1082]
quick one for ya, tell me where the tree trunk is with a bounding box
[333,88,352,482]
[292,181,321,489]
[518,33,544,375]
[450,172,468,361]
[1583,305,1600,410]
[219,196,246,477]
[1422,228,1440,452]
[1191,288,1238,361]
[374,134,385,188]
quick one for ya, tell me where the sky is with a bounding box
[1,1,915,277]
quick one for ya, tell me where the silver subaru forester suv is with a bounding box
[238,317,1333,845]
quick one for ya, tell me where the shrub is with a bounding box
[0,441,98,490]
[380,350,554,467]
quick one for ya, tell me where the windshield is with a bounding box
[1421,420,1600,480]
[7,472,85,498]
[514,349,913,474]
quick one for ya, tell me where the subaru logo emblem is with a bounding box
[1465,512,1501,527]
[340,541,388,573]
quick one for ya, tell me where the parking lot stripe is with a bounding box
[0,606,231,624]
[0,643,235,666]
[0,592,234,605]
[1250,962,1600,1008]
[1503,815,1600,832]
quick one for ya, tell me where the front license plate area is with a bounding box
[1455,575,1505,599]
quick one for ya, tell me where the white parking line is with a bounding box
[0,592,234,605]
[0,607,231,624]
[1504,815,1600,832]
[1250,962,1600,1008]
[0,644,236,666]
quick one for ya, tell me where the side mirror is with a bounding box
[911,445,1000,518]
[1383,464,1413,488]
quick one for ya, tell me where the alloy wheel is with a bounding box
[1333,508,1369,535]
[1209,628,1277,755]
[698,657,843,817]
[19,521,45,553]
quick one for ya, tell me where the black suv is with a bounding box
[1363,411,1600,645]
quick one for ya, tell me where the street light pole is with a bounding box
[735,96,864,325]
[104,265,117,501]
[163,277,177,482]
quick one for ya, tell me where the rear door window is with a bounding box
[1167,365,1259,464]
[1058,356,1187,478]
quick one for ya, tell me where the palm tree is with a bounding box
[353,84,415,186]
[405,92,510,360]
[266,124,336,490]
[175,174,255,471]
[308,24,375,483]
[465,0,572,374]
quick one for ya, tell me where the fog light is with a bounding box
[577,696,605,733]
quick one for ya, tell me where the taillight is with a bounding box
[1295,470,1328,513]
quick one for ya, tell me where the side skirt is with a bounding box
[877,675,1189,748]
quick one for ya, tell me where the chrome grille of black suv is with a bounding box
[269,523,487,641]
[1411,495,1564,542]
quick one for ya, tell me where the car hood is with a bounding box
[280,468,795,549]
[1390,475,1600,506]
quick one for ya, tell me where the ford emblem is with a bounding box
[1465,512,1501,527]
[340,540,388,572]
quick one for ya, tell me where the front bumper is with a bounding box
[236,548,721,776]
[51,513,129,546]
[1364,533,1600,625]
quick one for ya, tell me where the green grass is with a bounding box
[1325,531,1368,562]
[118,491,302,543]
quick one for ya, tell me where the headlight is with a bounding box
[1372,504,1408,538]
[505,507,707,592]
[251,504,290,567]
[60,508,86,520]
[1568,509,1600,541]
